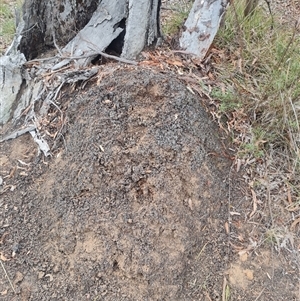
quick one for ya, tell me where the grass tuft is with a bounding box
[212,0,300,170]
[161,1,192,37]
[0,0,23,53]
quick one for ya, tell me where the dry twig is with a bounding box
[0,259,16,293]
[254,287,265,301]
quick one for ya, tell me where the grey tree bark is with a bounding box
[0,0,161,128]
[179,0,229,58]
[1,0,229,147]
[19,0,161,61]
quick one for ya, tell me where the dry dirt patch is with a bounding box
[0,68,232,300]
[0,67,298,301]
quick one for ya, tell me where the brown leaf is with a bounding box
[0,290,7,296]
[166,59,183,67]
[14,271,24,284]
[249,189,258,218]
[286,202,299,212]
[224,222,230,234]
[229,242,244,251]
[287,185,292,204]
[0,253,9,261]
[290,217,300,231]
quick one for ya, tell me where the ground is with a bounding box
[1,0,300,300]
[1,67,299,301]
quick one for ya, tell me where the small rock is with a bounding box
[12,243,20,258]
[239,252,248,262]
[45,274,53,282]
[14,271,24,284]
[38,271,45,279]
[244,269,254,281]
[0,176,3,186]
[53,264,60,273]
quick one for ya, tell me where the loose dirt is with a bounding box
[0,67,299,300]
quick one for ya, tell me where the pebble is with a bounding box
[38,271,45,279]
[14,271,24,284]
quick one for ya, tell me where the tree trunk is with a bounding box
[0,0,161,127]
[19,0,99,60]
[19,0,161,61]
[1,0,229,137]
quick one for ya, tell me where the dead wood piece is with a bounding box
[30,130,51,157]
[0,53,26,125]
[61,0,127,67]
[0,125,36,143]
[179,0,230,59]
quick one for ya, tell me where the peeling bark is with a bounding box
[122,0,161,59]
[1,0,162,128]
[0,53,26,124]
[179,0,229,59]
[18,0,161,61]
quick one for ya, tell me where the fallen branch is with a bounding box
[0,259,16,294]
[254,288,265,301]
[0,125,36,143]
[78,33,138,65]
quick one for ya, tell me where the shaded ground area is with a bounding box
[0,68,299,300]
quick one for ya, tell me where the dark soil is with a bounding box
[0,68,298,300]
